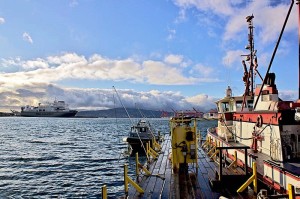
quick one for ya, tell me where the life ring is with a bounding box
[256,115,263,127]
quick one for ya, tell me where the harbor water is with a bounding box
[0,117,216,198]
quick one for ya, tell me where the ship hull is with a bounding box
[20,110,77,117]
[126,137,158,156]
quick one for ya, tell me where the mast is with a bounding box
[242,15,255,97]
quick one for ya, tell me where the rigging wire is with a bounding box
[135,103,157,139]
[112,86,149,160]
[220,117,271,140]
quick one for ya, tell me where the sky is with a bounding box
[0,0,298,112]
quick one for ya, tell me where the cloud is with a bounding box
[0,17,5,24]
[173,0,235,16]
[167,28,176,41]
[0,52,220,85]
[279,90,298,101]
[0,83,217,112]
[190,64,214,77]
[22,32,33,44]
[0,52,222,111]
[222,50,246,68]
[69,0,78,7]
[172,0,297,44]
[164,54,184,64]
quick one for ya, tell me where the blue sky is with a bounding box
[0,0,298,112]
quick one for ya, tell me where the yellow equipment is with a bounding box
[170,117,198,173]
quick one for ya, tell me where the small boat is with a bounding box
[206,5,300,195]
[20,100,78,117]
[126,119,159,156]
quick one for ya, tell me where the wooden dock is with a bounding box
[127,134,256,199]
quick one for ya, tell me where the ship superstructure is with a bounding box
[207,2,300,194]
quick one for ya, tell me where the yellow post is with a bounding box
[102,185,107,199]
[234,151,237,168]
[288,184,295,199]
[228,151,237,172]
[152,138,161,151]
[207,145,216,156]
[253,161,257,193]
[237,162,257,194]
[124,164,144,195]
[135,152,139,178]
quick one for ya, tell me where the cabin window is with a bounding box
[247,100,253,110]
[236,101,243,109]
[221,102,229,112]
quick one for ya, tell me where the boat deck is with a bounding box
[128,134,256,199]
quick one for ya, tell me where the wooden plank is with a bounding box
[161,168,172,199]
[142,168,160,198]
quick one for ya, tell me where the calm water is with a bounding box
[0,117,216,198]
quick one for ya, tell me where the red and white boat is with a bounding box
[207,1,300,194]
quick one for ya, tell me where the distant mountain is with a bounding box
[75,108,172,118]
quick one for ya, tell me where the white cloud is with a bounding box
[173,0,297,45]
[0,83,218,112]
[0,17,5,24]
[186,94,217,109]
[164,54,183,64]
[167,28,176,41]
[222,50,246,68]
[190,64,214,77]
[0,52,224,111]
[142,60,196,85]
[69,0,78,7]
[173,0,234,16]
[0,52,220,86]
[279,90,298,101]
[22,32,33,44]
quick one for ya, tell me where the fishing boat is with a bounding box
[206,2,300,195]
[20,100,78,117]
[126,119,159,156]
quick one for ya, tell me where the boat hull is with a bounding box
[20,110,78,117]
[127,137,156,156]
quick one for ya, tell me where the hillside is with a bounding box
[75,108,172,118]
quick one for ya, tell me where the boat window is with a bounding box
[221,102,229,112]
[247,100,253,109]
[236,101,243,108]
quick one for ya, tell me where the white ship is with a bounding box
[21,100,78,117]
